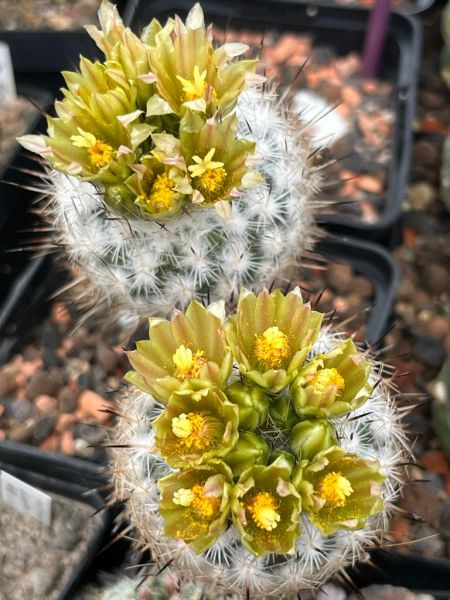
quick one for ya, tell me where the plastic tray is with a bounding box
[124,0,421,238]
[349,548,450,598]
[266,0,435,16]
[0,440,111,599]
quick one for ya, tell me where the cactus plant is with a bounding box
[18,1,323,324]
[76,573,205,599]
[112,288,409,598]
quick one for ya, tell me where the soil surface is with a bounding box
[0,97,38,173]
[0,0,99,31]
[0,488,102,599]
[215,27,396,224]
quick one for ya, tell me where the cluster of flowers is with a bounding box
[19,2,263,220]
[127,288,385,557]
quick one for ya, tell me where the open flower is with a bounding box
[224,288,323,393]
[291,339,373,418]
[126,300,232,403]
[231,456,301,556]
[152,111,259,208]
[158,460,233,553]
[143,3,258,116]
[152,387,239,467]
[293,448,385,535]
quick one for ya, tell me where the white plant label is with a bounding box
[0,471,52,527]
[0,42,17,103]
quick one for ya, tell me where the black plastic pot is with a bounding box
[317,235,399,343]
[124,0,421,240]
[0,86,52,362]
[349,548,450,598]
[0,440,111,599]
[0,1,135,94]
[268,0,436,17]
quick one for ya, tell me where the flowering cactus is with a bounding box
[18,1,322,322]
[112,288,409,597]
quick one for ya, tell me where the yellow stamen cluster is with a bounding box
[172,344,206,380]
[173,483,220,518]
[87,139,114,168]
[171,412,211,451]
[317,471,353,508]
[137,172,176,211]
[310,368,345,399]
[254,326,292,369]
[246,491,281,531]
[197,167,227,197]
[177,66,208,102]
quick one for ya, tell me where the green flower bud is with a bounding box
[268,450,296,470]
[269,394,298,429]
[290,419,338,461]
[226,381,269,430]
[223,431,269,477]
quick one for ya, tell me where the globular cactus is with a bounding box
[19,1,323,323]
[76,573,205,599]
[112,288,409,599]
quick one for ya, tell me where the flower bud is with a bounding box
[226,381,269,430]
[268,450,295,470]
[269,394,298,429]
[223,431,269,477]
[290,419,338,462]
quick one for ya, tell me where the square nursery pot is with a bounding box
[348,548,450,599]
[266,0,435,16]
[0,85,53,360]
[0,1,135,94]
[0,440,111,599]
[124,0,421,240]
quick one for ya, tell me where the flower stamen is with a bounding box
[171,412,212,451]
[136,172,176,212]
[172,344,206,380]
[309,368,345,401]
[317,471,353,508]
[254,326,291,369]
[177,65,208,102]
[245,491,281,531]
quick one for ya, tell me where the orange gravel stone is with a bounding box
[78,390,113,423]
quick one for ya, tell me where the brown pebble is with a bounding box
[327,262,353,294]
[78,390,113,424]
[55,413,77,433]
[60,430,75,455]
[40,433,61,452]
[425,316,450,341]
[357,175,383,194]
[51,302,71,325]
[341,85,362,107]
[34,395,58,413]
[8,419,35,443]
